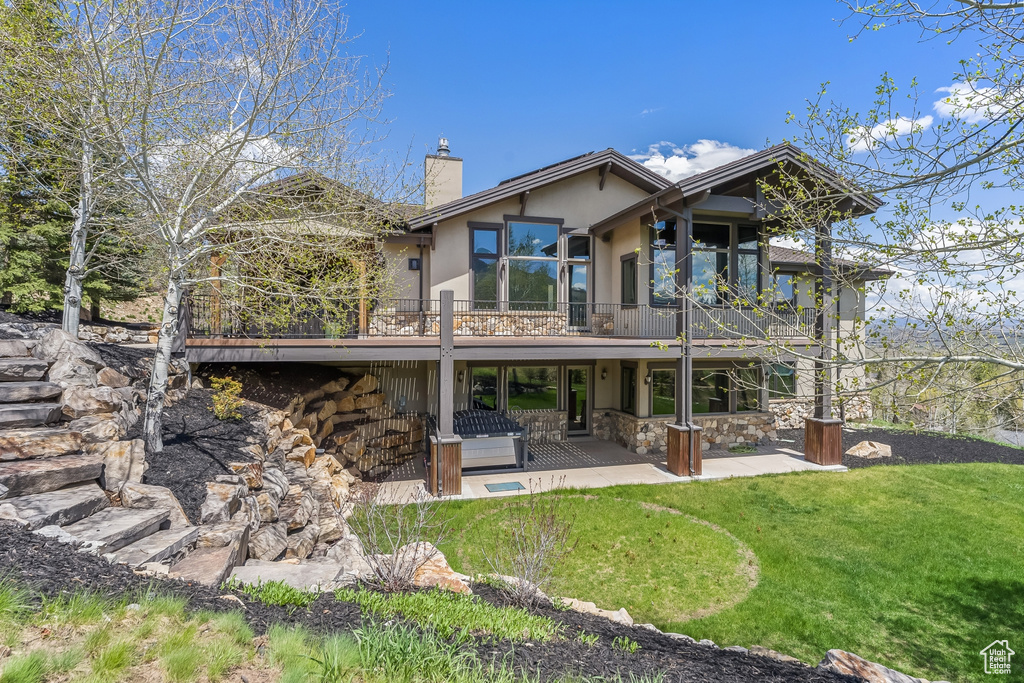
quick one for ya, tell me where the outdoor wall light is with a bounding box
[644,371,652,385]
[457,370,465,383]
[600,368,608,380]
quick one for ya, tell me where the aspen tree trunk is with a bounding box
[143,259,185,453]
[62,130,92,336]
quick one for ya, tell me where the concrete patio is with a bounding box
[378,436,846,502]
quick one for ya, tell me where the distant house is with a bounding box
[184,139,884,478]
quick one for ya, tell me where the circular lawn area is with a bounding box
[441,496,757,626]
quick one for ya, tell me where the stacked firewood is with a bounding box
[283,373,424,479]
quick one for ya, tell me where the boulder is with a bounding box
[262,466,289,498]
[278,485,315,530]
[817,650,927,683]
[69,414,123,442]
[326,535,372,579]
[199,481,246,524]
[97,367,131,389]
[346,374,378,395]
[405,542,471,594]
[62,386,124,419]
[197,513,250,557]
[33,329,103,367]
[229,461,263,489]
[120,482,191,528]
[845,440,893,459]
[0,340,29,357]
[256,490,281,522]
[0,428,83,461]
[90,439,147,491]
[354,393,385,410]
[321,378,350,394]
[249,522,288,561]
[285,523,320,560]
[47,355,97,387]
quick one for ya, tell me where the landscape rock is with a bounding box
[286,445,316,468]
[817,649,928,683]
[197,512,251,563]
[321,378,349,394]
[0,483,7,500]
[249,522,288,561]
[69,414,124,442]
[229,461,263,489]
[285,522,320,560]
[0,428,82,460]
[200,481,246,524]
[90,439,147,491]
[346,374,378,395]
[557,597,633,626]
[397,542,471,594]
[0,340,29,357]
[120,482,191,527]
[278,485,315,530]
[230,559,344,591]
[750,645,804,664]
[326,535,372,579]
[845,440,893,459]
[33,329,104,367]
[97,367,131,388]
[62,386,124,419]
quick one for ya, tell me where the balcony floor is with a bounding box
[378,437,845,502]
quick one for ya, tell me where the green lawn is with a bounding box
[441,464,1024,683]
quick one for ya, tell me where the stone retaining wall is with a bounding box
[769,395,872,430]
[592,410,779,453]
[0,320,158,345]
[510,410,567,443]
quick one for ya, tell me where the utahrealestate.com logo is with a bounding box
[980,640,1014,675]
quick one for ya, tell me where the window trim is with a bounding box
[621,365,638,416]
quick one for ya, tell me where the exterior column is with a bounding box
[667,206,702,476]
[434,290,462,495]
[805,221,842,465]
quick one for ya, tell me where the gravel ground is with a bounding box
[777,425,1024,468]
[0,522,860,682]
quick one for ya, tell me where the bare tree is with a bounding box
[66,0,415,451]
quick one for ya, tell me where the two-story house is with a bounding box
[184,140,882,488]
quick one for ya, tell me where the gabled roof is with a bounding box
[407,148,672,231]
[589,143,882,235]
[768,244,892,280]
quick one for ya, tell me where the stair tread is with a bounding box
[0,483,109,530]
[109,526,199,568]
[0,382,62,404]
[0,428,83,461]
[62,507,171,553]
[0,358,50,381]
[0,452,103,497]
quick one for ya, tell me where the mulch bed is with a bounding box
[777,426,1024,468]
[127,388,265,525]
[0,521,859,682]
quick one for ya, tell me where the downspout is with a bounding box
[656,198,696,475]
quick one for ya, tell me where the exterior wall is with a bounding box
[592,409,779,453]
[382,241,427,301]
[425,155,462,209]
[428,172,650,300]
[511,410,567,444]
[770,395,872,430]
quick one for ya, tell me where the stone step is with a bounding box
[0,403,62,429]
[0,341,29,358]
[0,382,62,404]
[0,358,50,381]
[0,428,83,461]
[168,545,238,587]
[61,507,171,554]
[108,526,200,568]
[230,560,344,591]
[0,483,109,530]
[0,452,103,497]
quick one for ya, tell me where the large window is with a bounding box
[768,362,796,397]
[507,366,558,411]
[621,366,637,415]
[508,221,559,310]
[771,273,795,307]
[471,366,498,409]
[651,369,676,416]
[471,228,499,310]
[650,220,763,306]
[735,367,761,412]
[693,370,730,414]
[621,255,638,305]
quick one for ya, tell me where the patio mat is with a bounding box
[484,481,525,493]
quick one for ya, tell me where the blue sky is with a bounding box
[345,0,966,194]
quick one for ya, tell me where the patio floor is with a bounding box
[378,436,846,502]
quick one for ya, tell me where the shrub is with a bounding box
[347,488,451,592]
[209,376,244,420]
[483,477,578,608]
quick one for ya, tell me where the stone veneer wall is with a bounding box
[509,410,567,444]
[367,311,569,337]
[769,395,873,430]
[592,409,779,453]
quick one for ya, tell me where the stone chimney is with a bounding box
[424,137,462,209]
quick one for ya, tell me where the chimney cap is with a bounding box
[437,137,450,157]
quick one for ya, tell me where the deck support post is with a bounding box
[668,423,702,476]
[432,290,462,496]
[806,220,843,465]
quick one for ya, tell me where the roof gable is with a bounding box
[407,148,672,231]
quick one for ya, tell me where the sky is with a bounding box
[343,0,966,195]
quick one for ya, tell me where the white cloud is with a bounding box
[933,83,1008,124]
[630,140,757,182]
[846,115,934,153]
[639,107,663,117]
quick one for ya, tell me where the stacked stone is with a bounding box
[281,373,424,480]
[77,324,159,345]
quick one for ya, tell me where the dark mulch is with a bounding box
[127,388,265,524]
[0,305,155,329]
[0,521,859,682]
[777,426,1024,468]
